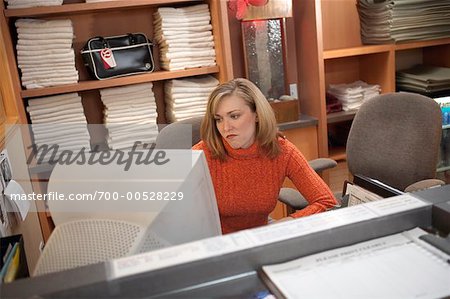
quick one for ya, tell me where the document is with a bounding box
[261,228,450,299]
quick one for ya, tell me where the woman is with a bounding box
[193,78,337,234]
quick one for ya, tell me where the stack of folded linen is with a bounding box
[100,83,159,150]
[16,19,78,89]
[357,0,450,44]
[6,0,62,9]
[154,4,216,71]
[27,93,91,163]
[396,65,450,96]
[327,80,381,111]
[164,75,218,122]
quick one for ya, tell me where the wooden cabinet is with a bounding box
[293,0,450,160]
[0,0,233,242]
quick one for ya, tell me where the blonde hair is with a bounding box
[201,78,280,160]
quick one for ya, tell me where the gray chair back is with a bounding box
[346,92,442,191]
[155,117,203,149]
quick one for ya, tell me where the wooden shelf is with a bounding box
[395,37,450,51]
[4,0,201,17]
[21,66,219,98]
[328,146,346,161]
[437,165,450,173]
[323,44,392,59]
[327,110,356,124]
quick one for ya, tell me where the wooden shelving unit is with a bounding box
[0,0,233,244]
[293,0,450,162]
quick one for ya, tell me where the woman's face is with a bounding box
[214,95,257,149]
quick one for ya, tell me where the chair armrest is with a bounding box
[309,158,338,173]
[278,188,309,210]
[404,179,446,193]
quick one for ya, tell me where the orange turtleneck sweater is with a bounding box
[193,137,337,234]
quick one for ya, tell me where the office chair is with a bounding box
[155,116,337,211]
[345,92,445,193]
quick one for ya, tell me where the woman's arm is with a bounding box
[284,144,338,218]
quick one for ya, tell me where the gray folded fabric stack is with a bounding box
[16,19,78,89]
[154,4,216,71]
[327,80,381,111]
[6,0,62,9]
[164,75,218,122]
[396,64,450,94]
[27,93,91,163]
[357,0,450,44]
[100,83,159,150]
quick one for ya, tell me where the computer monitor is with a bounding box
[46,149,222,251]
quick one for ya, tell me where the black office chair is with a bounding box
[155,116,337,211]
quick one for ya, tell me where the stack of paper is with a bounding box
[327,80,381,111]
[100,83,159,150]
[357,0,450,44]
[27,93,91,163]
[154,4,216,71]
[15,19,78,89]
[261,228,450,298]
[164,75,218,122]
[396,65,450,95]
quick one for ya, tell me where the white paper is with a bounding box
[364,193,429,216]
[111,231,255,279]
[262,228,450,299]
[4,180,29,220]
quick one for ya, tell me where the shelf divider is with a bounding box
[21,66,219,98]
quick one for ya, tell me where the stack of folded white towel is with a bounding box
[16,19,78,89]
[154,4,216,71]
[165,75,218,122]
[100,83,159,150]
[27,93,91,162]
[327,80,381,111]
[6,0,62,9]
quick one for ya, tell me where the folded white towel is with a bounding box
[17,44,73,52]
[17,48,74,57]
[106,110,157,120]
[7,0,63,9]
[156,30,212,39]
[100,83,153,97]
[17,38,73,46]
[161,60,216,71]
[170,75,219,87]
[155,18,211,28]
[28,93,80,107]
[105,114,156,124]
[164,49,215,59]
[156,35,213,44]
[157,4,209,15]
[101,92,155,102]
[22,75,79,86]
[19,64,76,73]
[25,80,78,89]
[16,18,71,29]
[159,40,214,49]
[156,21,211,31]
[27,102,82,115]
[33,127,88,140]
[167,97,209,105]
[18,32,74,40]
[31,122,87,135]
[30,107,84,121]
[107,120,157,132]
[18,51,74,61]
[107,123,158,134]
[161,56,216,64]
[21,70,78,81]
[31,113,86,124]
[17,27,73,35]
[106,103,157,114]
[34,133,90,146]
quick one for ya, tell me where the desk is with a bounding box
[2,185,449,298]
